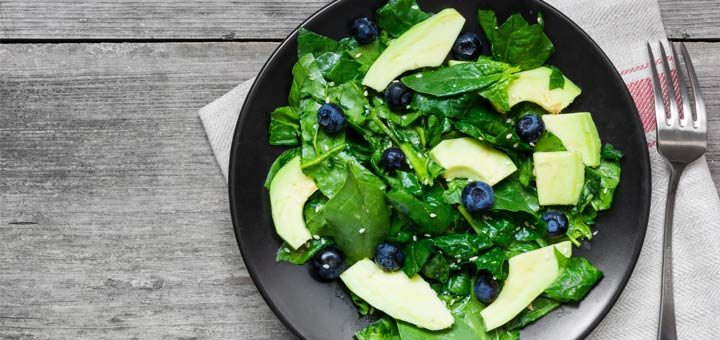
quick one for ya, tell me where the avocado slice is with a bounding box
[504,66,581,114]
[362,8,466,92]
[533,151,584,206]
[542,112,601,167]
[480,241,572,331]
[340,258,454,331]
[429,137,517,186]
[269,156,318,249]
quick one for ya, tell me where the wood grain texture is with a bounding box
[0,42,296,340]
[0,0,717,40]
[1,40,719,339]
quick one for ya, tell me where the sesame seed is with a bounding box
[405,105,411,109]
[322,264,330,269]
[603,188,608,194]
[593,230,599,236]
[313,235,320,240]
[468,256,478,262]
[359,228,366,234]
[524,221,530,227]
[328,81,335,86]
[513,143,518,148]
[529,142,536,147]
[315,205,321,213]
[506,133,512,139]
[325,97,330,103]
[506,118,512,124]
[413,235,418,241]
[429,213,437,218]
[283,248,290,253]
[423,233,431,238]
[415,74,423,78]
[363,90,368,96]
[401,114,408,120]
[478,136,484,141]
[323,145,329,151]
[356,53,362,58]
[411,4,419,9]
[455,258,461,263]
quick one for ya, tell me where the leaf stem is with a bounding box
[301,143,347,169]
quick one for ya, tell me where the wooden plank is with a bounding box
[1,41,719,339]
[0,0,717,40]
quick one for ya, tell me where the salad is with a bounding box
[263,0,623,338]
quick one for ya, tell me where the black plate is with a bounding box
[229,1,651,338]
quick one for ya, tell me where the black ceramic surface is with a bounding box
[228,1,651,339]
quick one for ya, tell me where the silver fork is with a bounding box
[647,41,707,340]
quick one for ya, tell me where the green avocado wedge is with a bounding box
[269,156,318,249]
[429,137,517,186]
[534,151,585,206]
[542,112,602,167]
[362,8,466,92]
[481,241,572,331]
[503,67,581,114]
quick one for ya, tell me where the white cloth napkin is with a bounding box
[199,0,720,338]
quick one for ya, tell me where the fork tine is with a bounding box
[659,42,680,126]
[670,43,692,127]
[680,42,707,131]
[647,42,667,128]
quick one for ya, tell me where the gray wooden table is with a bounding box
[1,1,718,339]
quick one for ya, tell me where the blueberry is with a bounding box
[515,114,545,144]
[375,243,405,272]
[311,247,345,281]
[380,147,406,171]
[384,82,413,112]
[542,211,569,237]
[474,270,499,304]
[351,17,378,44]
[461,181,495,213]
[452,32,483,61]
[317,103,346,134]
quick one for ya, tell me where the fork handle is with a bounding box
[658,162,685,340]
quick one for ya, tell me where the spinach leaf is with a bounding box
[298,101,348,196]
[397,318,478,340]
[411,92,478,119]
[602,143,624,161]
[263,149,298,189]
[327,81,370,125]
[442,179,467,205]
[386,189,453,235]
[473,247,507,280]
[289,54,327,107]
[403,239,434,277]
[446,295,520,340]
[275,237,333,265]
[492,178,540,216]
[433,233,493,261]
[401,58,519,97]
[479,69,518,112]
[445,271,472,296]
[544,256,603,302]
[297,28,338,56]
[355,317,400,340]
[547,65,565,90]
[517,157,534,187]
[422,253,450,282]
[566,212,594,246]
[269,106,300,146]
[376,0,430,37]
[454,104,529,151]
[477,10,554,70]
[424,115,452,149]
[506,296,561,330]
[504,241,539,258]
[349,39,385,72]
[303,193,328,235]
[350,291,373,316]
[323,164,390,262]
[534,131,567,151]
[315,52,363,84]
[590,161,621,211]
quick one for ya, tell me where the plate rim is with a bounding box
[228,0,652,338]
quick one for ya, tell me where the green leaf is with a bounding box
[506,296,561,330]
[602,143,624,161]
[590,161,622,211]
[478,10,555,70]
[547,65,565,90]
[401,58,519,97]
[445,271,472,296]
[566,211,594,246]
[350,291,373,316]
[263,149,298,189]
[269,106,300,146]
[518,157,533,187]
[297,28,338,57]
[386,189,453,235]
[473,247,507,280]
[422,253,450,283]
[275,237,333,265]
[355,317,400,340]
[303,193,328,235]
[492,178,540,216]
[534,131,567,151]
[323,164,391,263]
[327,81,370,126]
[316,52,363,84]
[376,0,431,37]
[402,239,434,277]
[442,179,467,205]
[504,241,539,258]
[544,256,603,302]
[348,39,385,73]
[433,234,493,261]
[479,69,518,112]
[454,104,529,152]
[411,92,478,119]
[289,54,327,107]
